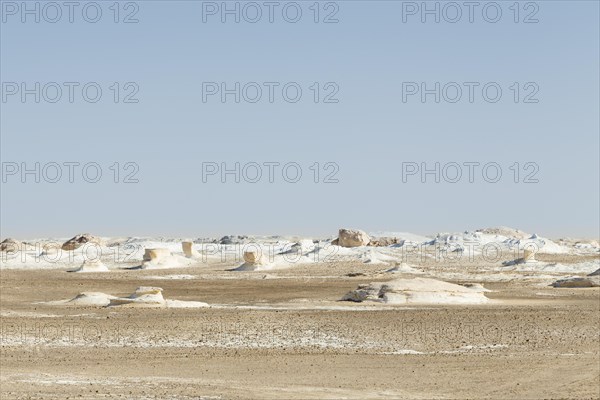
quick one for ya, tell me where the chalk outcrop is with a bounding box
[109,287,166,306]
[342,278,490,305]
[61,233,103,251]
[502,247,538,266]
[60,287,209,308]
[182,242,194,258]
[233,250,272,271]
[0,238,23,253]
[336,229,371,248]
[68,259,110,273]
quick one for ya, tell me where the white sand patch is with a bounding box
[342,278,490,305]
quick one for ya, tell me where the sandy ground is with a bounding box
[1,255,599,399]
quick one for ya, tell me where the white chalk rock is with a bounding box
[66,292,117,307]
[342,278,490,305]
[243,250,263,264]
[337,228,371,248]
[523,248,536,262]
[233,250,272,271]
[68,259,109,273]
[140,248,183,269]
[143,248,172,262]
[182,242,194,258]
[55,287,209,308]
[109,286,166,307]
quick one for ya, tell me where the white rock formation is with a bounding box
[0,238,23,253]
[502,247,539,266]
[68,259,109,273]
[336,228,371,248]
[140,248,181,269]
[58,287,209,308]
[182,242,194,258]
[233,250,272,271]
[143,248,171,262]
[66,292,117,306]
[61,233,103,251]
[342,278,490,305]
[109,286,166,306]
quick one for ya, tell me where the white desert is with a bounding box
[1,227,598,399]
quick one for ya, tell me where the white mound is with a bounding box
[109,286,166,306]
[54,287,208,308]
[342,278,489,305]
[68,260,109,273]
[509,234,569,254]
[65,292,117,306]
[134,249,192,270]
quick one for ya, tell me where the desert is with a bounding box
[1,227,598,399]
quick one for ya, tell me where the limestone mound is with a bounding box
[66,292,117,306]
[68,260,110,273]
[342,278,489,305]
[61,287,209,308]
[109,286,166,307]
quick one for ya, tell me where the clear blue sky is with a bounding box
[1,1,599,239]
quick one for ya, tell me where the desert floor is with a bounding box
[1,255,599,399]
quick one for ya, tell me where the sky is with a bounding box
[1,0,599,239]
